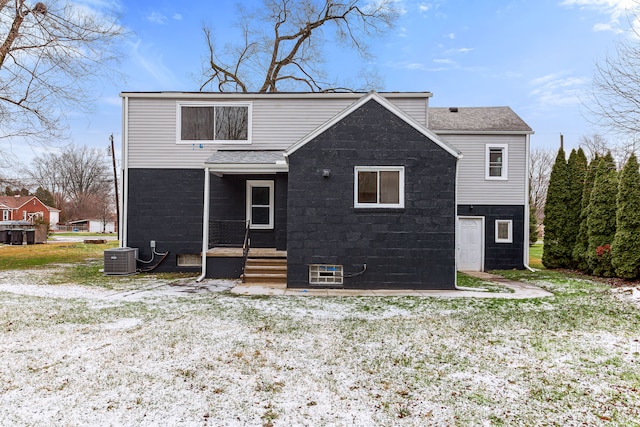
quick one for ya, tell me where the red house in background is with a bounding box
[0,196,60,226]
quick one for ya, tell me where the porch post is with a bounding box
[196,167,210,282]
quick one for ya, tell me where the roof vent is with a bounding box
[449,107,459,113]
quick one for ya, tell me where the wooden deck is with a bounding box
[206,247,287,258]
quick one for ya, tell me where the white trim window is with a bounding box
[2,210,8,221]
[486,144,508,180]
[495,219,513,243]
[246,180,274,229]
[176,102,251,144]
[354,166,405,208]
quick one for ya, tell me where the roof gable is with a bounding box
[285,92,461,158]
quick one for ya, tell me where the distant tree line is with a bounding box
[1,145,115,225]
[543,147,640,279]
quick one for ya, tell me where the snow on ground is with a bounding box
[0,268,639,426]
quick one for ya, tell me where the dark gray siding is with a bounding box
[457,204,525,270]
[127,169,204,273]
[287,100,457,290]
[126,169,287,275]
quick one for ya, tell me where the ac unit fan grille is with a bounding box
[104,247,137,275]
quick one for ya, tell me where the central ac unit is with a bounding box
[104,247,138,275]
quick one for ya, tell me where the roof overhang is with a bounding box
[206,162,289,176]
[204,150,288,176]
[120,91,433,100]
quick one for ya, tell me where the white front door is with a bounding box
[457,217,483,271]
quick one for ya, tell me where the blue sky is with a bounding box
[4,0,638,174]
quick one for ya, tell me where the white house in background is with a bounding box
[68,219,116,233]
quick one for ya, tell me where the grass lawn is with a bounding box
[0,241,638,425]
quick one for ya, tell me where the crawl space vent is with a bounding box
[104,247,137,275]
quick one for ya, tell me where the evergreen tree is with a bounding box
[543,147,571,268]
[612,153,640,279]
[573,155,600,272]
[565,149,588,267]
[586,153,618,276]
[34,187,56,208]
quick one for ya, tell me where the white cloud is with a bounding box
[147,11,168,24]
[446,32,456,39]
[456,47,474,53]
[129,39,177,88]
[561,0,637,33]
[434,58,455,64]
[418,3,432,13]
[529,71,589,107]
[172,13,183,21]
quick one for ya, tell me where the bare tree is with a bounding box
[588,3,640,143]
[0,0,124,144]
[529,147,554,224]
[579,134,610,161]
[26,145,113,221]
[579,133,638,167]
[200,0,398,93]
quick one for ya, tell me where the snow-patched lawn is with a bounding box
[0,268,639,426]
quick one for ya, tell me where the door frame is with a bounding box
[456,216,485,271]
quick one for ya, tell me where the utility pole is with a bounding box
[109,133,120,240]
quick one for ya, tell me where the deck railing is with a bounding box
[209,220,248,248]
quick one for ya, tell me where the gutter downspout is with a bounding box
[121,96,129,248]
[196,167,211,282]
[523,132,535,272]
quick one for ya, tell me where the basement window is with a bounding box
[176,254,202,267]
[495,220,513,243]
[309,264,344,285]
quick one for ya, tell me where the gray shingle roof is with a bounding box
[205,150,285,164]
[428,107,532,132]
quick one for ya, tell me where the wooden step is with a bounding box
[243,257,287,285]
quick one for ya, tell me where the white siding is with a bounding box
[441,134,527,205]
[125,95,428,169]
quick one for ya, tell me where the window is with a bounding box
[246,180,274,229]
[2,210,8,221]
[177,102,250,143]
[176,254,202,267]
[485,144,508,180]
[309,264,344,285]
[354,166,405,208]
[495,220,513,243]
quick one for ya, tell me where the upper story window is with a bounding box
[354,166,405,208]
[486,144,508,180]
[2,210,8,221]
[177,102,251,144]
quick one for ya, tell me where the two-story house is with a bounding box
[119,91,532,290]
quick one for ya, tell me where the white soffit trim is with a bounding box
[284,92,462,159]
[206,163,289,175]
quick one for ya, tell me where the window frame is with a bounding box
[246,180,275,230]
[176,101,252,145]
[495,219,513,243]
[354,166,405,209]
[485,144,508,180]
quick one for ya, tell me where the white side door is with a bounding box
[457,217,484,271]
